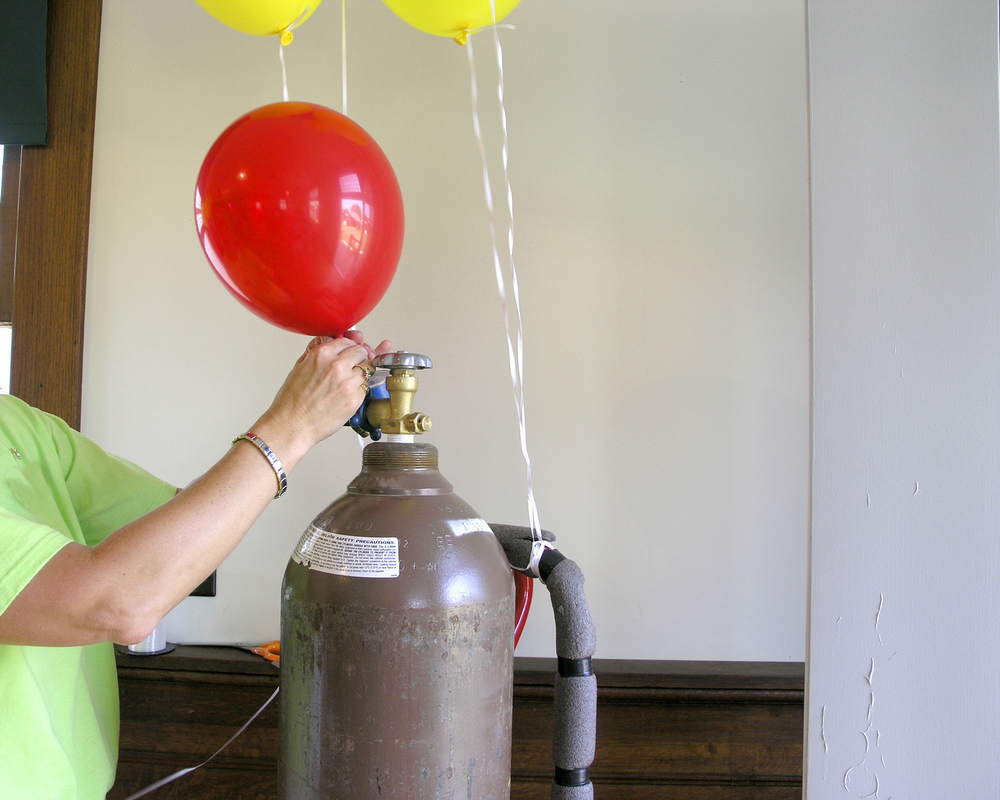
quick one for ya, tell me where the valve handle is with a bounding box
[372,351,433,370]
[348,351,432,439]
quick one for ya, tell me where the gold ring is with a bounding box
[361,381,370,395]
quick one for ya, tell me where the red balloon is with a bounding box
[195,102,404,337]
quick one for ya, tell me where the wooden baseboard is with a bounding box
[111,648,804,800]
[510,658,803,800]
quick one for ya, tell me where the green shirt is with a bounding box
[0,395,176,799]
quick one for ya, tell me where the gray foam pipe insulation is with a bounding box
[490,524,597,800]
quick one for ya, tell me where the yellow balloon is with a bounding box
[381,0,522,44]
[195,0,322,39]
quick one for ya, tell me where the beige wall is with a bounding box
[806,1,1000,793]
[83,0,809,660]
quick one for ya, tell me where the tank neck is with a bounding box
[362,441,439,470]
[348,441,453,496]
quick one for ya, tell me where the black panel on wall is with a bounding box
[0,0,47,145]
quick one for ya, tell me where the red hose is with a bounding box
[513,571,533,649]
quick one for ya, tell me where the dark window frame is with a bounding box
[3,0,102,429]
[0,144,19,324]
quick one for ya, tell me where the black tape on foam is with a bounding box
[555,767,590,787]
[558,656,593,677]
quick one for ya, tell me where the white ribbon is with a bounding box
[276,3,317,102]
[121,685,280,800]
[466,17,543,545]
[342,0,348,114]
[526,538,554,581]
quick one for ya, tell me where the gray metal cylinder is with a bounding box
[278,441,515,799]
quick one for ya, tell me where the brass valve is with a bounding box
[365,352,433,436]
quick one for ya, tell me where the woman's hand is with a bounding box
[342,329,393,362]
[256,331,393,459]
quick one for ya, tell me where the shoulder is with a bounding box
[0,394,40,420]
[0,395,65,430]
[0,397,102,474]
[0,395,53,448]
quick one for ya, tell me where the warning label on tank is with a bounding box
[292,524,400,578]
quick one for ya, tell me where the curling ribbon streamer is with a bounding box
[275,4,315,102]
[121,686,280,800]
[466,16,542,544]
[279,38,290,101]
[342,0,348,114]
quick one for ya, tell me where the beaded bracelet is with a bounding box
[232,432,288,499]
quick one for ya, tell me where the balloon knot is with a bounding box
[454,30,469,46]
[280,29,294,46]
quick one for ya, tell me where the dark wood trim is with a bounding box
[9,0,103,428]
[112,648,805,800]
[510,658,804,800]
[0,145,21,324]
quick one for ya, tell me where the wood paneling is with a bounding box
[9,0,103,427]
[112,648,804,800]
[0,145,21,325]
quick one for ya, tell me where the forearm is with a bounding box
[93,426,301,641]
[0,334,386,648]
[0,418,310,647]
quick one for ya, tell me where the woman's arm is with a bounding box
[0,333,390,647]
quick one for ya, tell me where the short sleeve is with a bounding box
[0,396,176,614]
[0,508,72,615]
[41,413,177,546]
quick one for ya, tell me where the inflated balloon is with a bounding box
[195,102,404,337]
[381,0,522,43]
[194,0,322,40]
